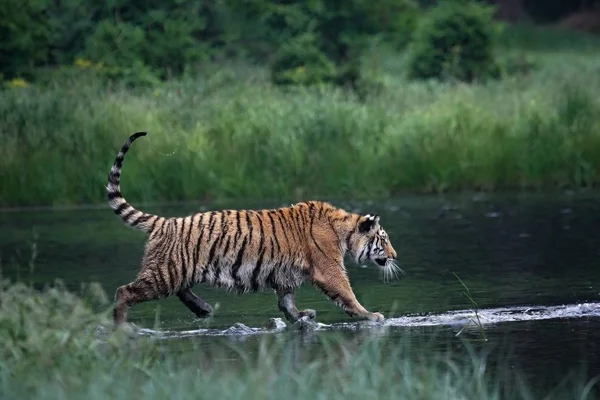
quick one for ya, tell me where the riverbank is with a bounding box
[2,26,600,208]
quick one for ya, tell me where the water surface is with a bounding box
[2,191,600,393]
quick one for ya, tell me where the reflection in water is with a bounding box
[2,191,600,393]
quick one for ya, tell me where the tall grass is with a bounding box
[0,278,597,400]
[2,28,600,207]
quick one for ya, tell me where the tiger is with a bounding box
[107,132,401,327]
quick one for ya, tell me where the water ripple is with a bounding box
[119,302,600,340]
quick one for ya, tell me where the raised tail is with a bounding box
[107,132,161,233]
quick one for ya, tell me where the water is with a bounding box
[2,191,600,392]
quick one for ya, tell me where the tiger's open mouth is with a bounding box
[375,258,387,266]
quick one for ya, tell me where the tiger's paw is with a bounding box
[298,309,317,319]
[367,312,385,323]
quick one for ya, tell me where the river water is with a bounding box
[2,191,600,394]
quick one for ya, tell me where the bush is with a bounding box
[0,0,53,79]
[407,0,501,83]
[1,0,421,85]
[82,1,213,83]
[270,34,337,86]
[269,0,420,89]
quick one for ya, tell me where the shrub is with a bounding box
[407,0,501,83]
[0,0,53,79]
[269,0,420,89]
[270,34,337,86]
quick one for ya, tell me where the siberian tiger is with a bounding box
[108,132,401,327]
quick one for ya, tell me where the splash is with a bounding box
[103,302,600,340]
[384,302,600,328]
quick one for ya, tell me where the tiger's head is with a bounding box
[348,214,403,281]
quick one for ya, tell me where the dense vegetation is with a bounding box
[2,0,600,207]
[0,278,597,400]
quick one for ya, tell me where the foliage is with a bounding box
[407,0,502,83]
[0,279,597,399]
[3,37,600,206]
[270,34,337,86]
[0,0,421,84]
[0,0,54,80]
[267,0,420,88]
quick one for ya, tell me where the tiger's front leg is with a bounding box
[310,261,384,323]
[275,288,316,323]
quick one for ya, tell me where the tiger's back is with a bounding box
[141,206,320,297]
[108,133,401,327]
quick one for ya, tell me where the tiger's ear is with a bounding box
[358,214,380,233]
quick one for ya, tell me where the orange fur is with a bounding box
[107,133,399,326]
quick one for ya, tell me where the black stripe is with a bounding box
[251,247,266,292]
[180,218,193,286]
[231,236,248,289]
[298,204,308,228]
[257,212,265,252]
[234,211,241,242]
[176,217,185,238]
[160,218,170,235]
[188,214,199,281]
[115,154,124,167]
[267,212,281,256]
[289,209,303,243]
[167,218,183,291]
[121,209,136,222]
[218,211,231,253]
[208,212,217,232]
[273,210,291,248]
[358,242,370,262]
[245,211,254,246]
[206,230,222,268]
[130,213,151,228]
[129,131,147,141]
[268,237,276,261]
[346,231,355,251]
[113,203,128,215]
[160,220,179,289]
[108,191,122,200]
[138,277,156,292]
[250,214,267,292]
[194,214,206,283]
[148,216,159,234]
[266,264,278,288]
[203,212,220,267]
[155,268,168,293]
[221,235,232,258]
[167,251,178,293]
[309,209,330,259]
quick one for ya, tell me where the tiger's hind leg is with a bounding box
[177,288,213,318]
[113,277,165,327]
[276,288,316,323]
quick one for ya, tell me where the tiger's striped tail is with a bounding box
[107,132,160,233]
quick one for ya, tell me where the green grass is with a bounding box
[2,26,600,207]
[0,278,597,400]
